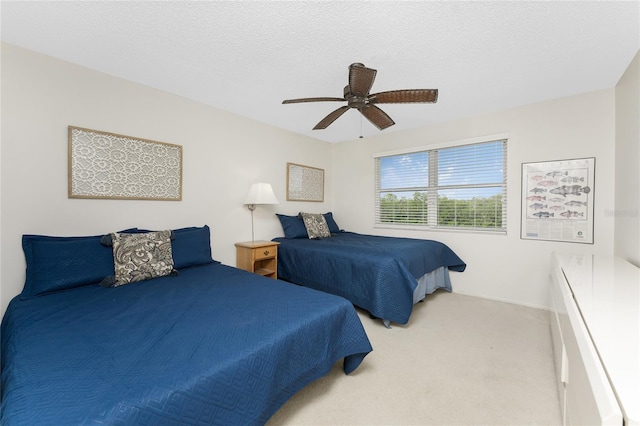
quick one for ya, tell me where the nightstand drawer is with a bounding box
[254,246,277,260]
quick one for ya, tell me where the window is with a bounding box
[374,137,507,232]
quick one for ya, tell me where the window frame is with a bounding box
[373,133,508,234]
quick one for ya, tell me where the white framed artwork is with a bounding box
[286,162,324,202]
[68,126,182,201]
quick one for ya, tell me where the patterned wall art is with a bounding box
[68,126,182,201]
[286,162,324,202]
[521,157,595,243]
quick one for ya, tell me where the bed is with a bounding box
[1,225,372,425]
[274,213,466,327]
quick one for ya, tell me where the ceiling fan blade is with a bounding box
[282,97,345,104]
[370,89,438,104]
[360,105,395,130]
[313,106,350,130]
[349,63,377,97]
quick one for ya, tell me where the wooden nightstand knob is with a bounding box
[264,250,270,256]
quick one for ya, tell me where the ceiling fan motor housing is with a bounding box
[344,85,370,109]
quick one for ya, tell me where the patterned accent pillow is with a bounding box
[300,212,331,239]
[109,230,176,287]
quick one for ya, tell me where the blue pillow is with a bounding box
[21,234,114,299]
[276,214,308,239]
[324,212,341,233]
[171,225,214,269]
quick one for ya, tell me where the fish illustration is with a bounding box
[560,210,584,218]
[530,175,544,181]
[537,180,558,187]
[546,171,568,178]
[564,200,587,207]
[549,205,565,211]
[530,187,547,194]
[550,185,591,197]
[533,211,554,218]
[548,197,564,203]
[560,176,585,183]
[526,195,546,202]
[529,203,547,210]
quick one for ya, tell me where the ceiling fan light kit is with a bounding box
[283,63,438,131]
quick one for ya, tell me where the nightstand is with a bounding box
[235,241,280,279]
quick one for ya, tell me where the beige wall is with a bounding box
[0,43,332,315]
[615,50,640,266]
[1,42,633,317]
[332,89,616,309]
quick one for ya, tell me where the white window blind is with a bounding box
[374,138,507,232]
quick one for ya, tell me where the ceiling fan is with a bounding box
[282,62,438,131]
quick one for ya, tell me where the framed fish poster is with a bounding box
[521,157,595,243]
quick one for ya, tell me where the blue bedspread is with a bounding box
[1,263,372,425]
[274,232,466,325]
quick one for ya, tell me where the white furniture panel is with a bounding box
[549,252,640,426]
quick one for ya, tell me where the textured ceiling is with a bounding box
[2,1,639,143]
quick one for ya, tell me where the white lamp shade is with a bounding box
[244,183,279,205]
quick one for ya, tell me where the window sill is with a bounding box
[373,223,507,236]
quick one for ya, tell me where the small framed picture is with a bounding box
[286,162,324,202]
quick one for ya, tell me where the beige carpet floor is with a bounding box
[267,291,562,426]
